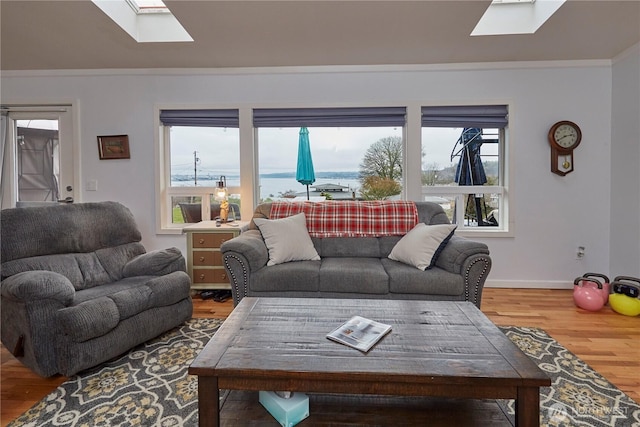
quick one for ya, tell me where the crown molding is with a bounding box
[0,59,613,79]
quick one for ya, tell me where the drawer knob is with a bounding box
[198,238,205,244]
[199,274,205,280]
[222,273,226,280]
[199,256,205,262]
[220,239,226,244]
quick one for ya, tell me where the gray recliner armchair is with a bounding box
[0,201,193,377]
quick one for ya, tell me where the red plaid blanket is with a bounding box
[270,201,418,238]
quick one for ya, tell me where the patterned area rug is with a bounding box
[7,321,640,426]
[499,326,640,427]
[7,318,223,427]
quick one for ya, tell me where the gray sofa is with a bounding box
[1,201,193,377]
[221,202,491,308]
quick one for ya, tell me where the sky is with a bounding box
[169,126,483,178]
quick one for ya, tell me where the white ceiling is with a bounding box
[1,0,639,71]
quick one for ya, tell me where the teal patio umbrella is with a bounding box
[296,127,316,200]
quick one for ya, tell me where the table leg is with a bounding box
[515,386,540,427]
[197,376,220,427]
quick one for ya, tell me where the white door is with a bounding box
[1,106,76,208]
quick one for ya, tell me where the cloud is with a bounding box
[169,125,470,175]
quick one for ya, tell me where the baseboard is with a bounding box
[485,280,573,289]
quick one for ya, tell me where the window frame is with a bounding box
[253,106,407,203]
[156,109,243,232]
[155,103,511,237]
[420,105,511,237]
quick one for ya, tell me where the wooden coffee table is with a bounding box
[189,297,550,427]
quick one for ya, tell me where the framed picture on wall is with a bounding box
[97,135,130,160]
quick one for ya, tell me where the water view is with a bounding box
[171,172,361,200]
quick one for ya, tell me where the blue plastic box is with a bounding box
[259,391,310,427]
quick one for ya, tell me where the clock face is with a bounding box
[549,121,581,151]
[553,124,579,148]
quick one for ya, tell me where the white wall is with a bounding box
[1,61,624,287]
[611,45,640,278]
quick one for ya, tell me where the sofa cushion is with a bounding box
[317,237,381,258]
[145,272,192,307]
[2,253,112,290]
[96,242,146,280]
[0,201,142,262]
[1,243,146,291]
[254,213,320,266]
[58,296,120,342]
[388,223,456,270]
[378,236,402,258]
[109,285,153,320]
[73,276,152,304]
[61,272,192,341]
[319,257,389,294]
[251,261,321,292]
[382,258,464,296]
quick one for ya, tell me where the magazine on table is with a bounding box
[326,316,392,352]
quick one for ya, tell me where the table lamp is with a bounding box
[215,175,229,222]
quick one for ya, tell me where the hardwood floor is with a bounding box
[482,288,640,404]
[2,288,638,426]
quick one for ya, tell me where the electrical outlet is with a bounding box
[576,246,585,259]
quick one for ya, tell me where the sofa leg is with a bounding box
[12,334,25,358]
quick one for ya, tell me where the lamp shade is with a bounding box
[215,176,228,201]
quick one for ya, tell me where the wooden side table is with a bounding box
[183,221,249,290]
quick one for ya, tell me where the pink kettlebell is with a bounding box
[581,273,610,305]
[573,273,610,311]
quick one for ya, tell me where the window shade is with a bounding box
[421,105,508,128]
[159,109,239,127]
[253,107,406,127]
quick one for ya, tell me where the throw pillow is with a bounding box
[388,223,457,270]
[254,213,320,266]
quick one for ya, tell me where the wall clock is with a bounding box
[548,120,581,176]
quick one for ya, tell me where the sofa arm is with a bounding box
[435,235,488,274]
[220,230,269,305]
[1,271,75,305]
[123,247,186,277]
[435,236,491,308]
[220,230,268,271]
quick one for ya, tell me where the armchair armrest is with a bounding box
[435,236,491,308]
[123,247,186,277]
[1,271,75,305]
[1,271,75,373]
[220,230,269,305]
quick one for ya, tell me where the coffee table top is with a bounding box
[190,297,549,397]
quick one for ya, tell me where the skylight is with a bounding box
[125,0,169,14]
[92,0,193,43]
[471,0,566,36]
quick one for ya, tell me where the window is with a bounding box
[253,107,406,202]
[421,105,508,232]
[159,109,240,228]
[157,104,508,236]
